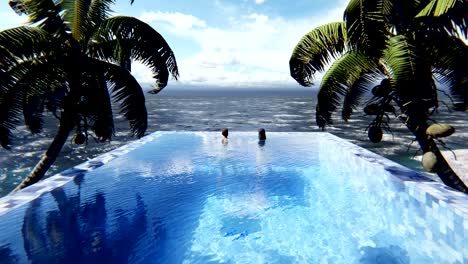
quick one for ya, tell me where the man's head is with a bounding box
[258,128,266,140]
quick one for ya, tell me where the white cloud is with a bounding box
[0,11,29,30]
[136,0,349,87]
[254,0,267,4]
[140,11,206,30]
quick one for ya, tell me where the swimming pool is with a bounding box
[0,132,466,263]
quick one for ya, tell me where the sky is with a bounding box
[0,0,349,89]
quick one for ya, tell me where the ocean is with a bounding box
[0,88,466,196]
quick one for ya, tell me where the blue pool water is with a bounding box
[0,132,466,263]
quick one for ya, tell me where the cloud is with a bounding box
[0,10,29,30]
[140,11,206,30]
[254,0,267,4]
[136,0,349,87]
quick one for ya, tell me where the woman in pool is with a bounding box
[221,128,229,145]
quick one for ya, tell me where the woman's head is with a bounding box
[221,128,229,138]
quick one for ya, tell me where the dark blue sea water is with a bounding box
[0,88,466,196]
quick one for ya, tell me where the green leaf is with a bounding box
[416,0,462,17]
[316,51,377,128]
[0,26,55,70]
[88,0,115,29]
[342,74,375,121]
[344,0,392,57]
[289,22,347,86]
[430,36,468,104]
[60,0,92,41]
[382,35,418,82]
[78,65,115,141]
[0,83,21,149]
[96,61,148,138]
[91,16,179,90]
[22,0,70,39]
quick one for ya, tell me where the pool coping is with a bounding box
[0,131,467,217]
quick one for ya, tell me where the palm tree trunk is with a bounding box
[406,114,467,193]
[13,111,74,192]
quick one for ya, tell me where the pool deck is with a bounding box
[442,149,468,184]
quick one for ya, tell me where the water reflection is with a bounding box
[20,177,152,264]
[0,245,18,264]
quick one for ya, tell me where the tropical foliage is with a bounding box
[0,0,179,191]
[289,0,467,193]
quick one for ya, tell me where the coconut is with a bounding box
[383,104,395,113]
[371,84,391,97]
[380,78,390,88]
[371,85,382,97]
[368,126,383,143]
[73,133,86,145]
[426,124,455,138]
[422,152,438,172]
[364,104,381,115]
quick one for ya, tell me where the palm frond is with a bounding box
[430,37,468,104]
[91,16,179,90]
[382,35,418,82]
[414,0,467,40]
[344,0,392,56]
[289,22,347,86]
[382,35,439,108]
[60,0,92,41]
[44,80,68,116]
[2,57,67,133]
[88,0,115,29]
[79,66,115,141]
[93,60,147,138]
[342,74,375,121]
[23,93,45,134]
[316,51,378,128]
[0,90,21,150]
[416,0,462,17]
[20,68,52,133]
[0,26,55,69]
[0,61,36,147]
[22,0,70,39]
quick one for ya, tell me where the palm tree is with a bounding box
[0,0,179,191]
[289,0,467,193]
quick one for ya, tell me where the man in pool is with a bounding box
[221,128,229,145]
